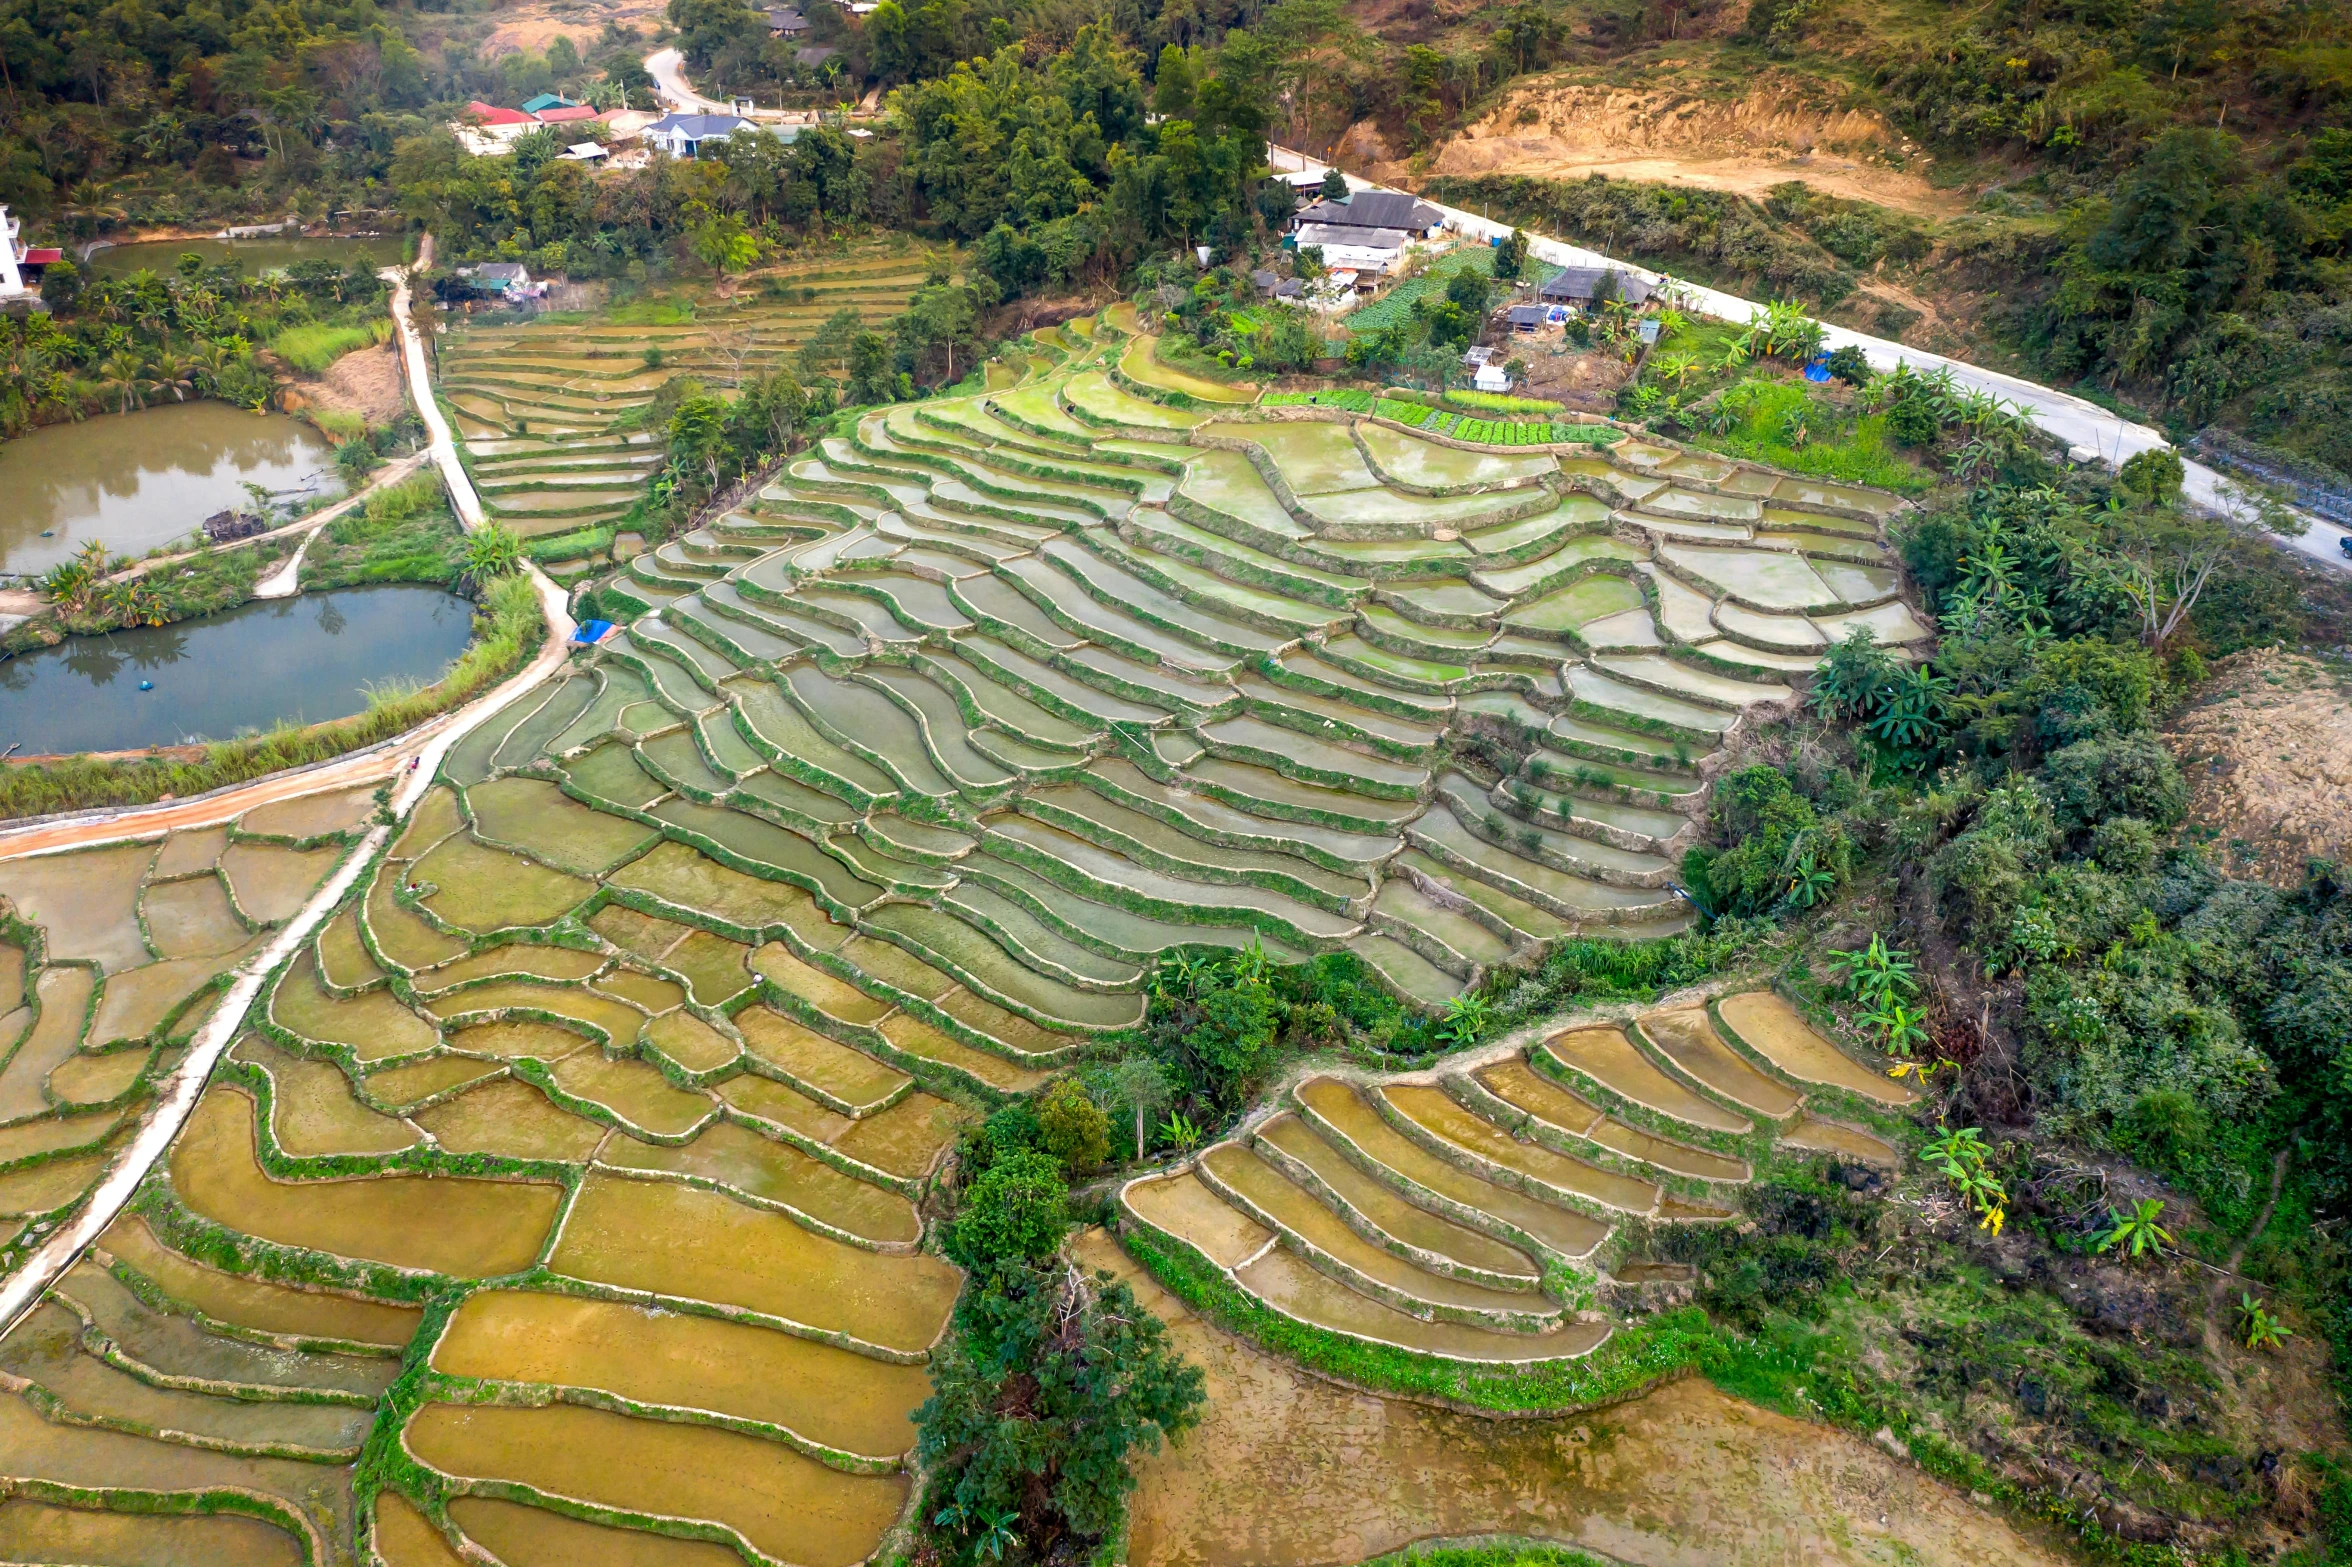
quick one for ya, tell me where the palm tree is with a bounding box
[188,340,233,396]
[97,348,150,414]
[150,352,196,403]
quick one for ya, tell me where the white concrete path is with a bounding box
[1271,145,2351,573]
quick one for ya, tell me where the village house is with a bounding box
[644,113,786,158]
[0,206,62,305]
[1286,190,1448,274]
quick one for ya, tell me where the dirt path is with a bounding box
[1079,1229,2072,1567]
[0,236,578,1333]
[1436,145,1962,220]
[0,620,570,1339]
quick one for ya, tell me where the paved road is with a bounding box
[645,47,845,122]
[1272,146,2352,574]
[645,48,883,126]
[646,46,736,115]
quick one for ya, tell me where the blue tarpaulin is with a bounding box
[572,619,613,645]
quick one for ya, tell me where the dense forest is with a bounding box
[0,0,654,223]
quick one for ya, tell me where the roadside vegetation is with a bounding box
[1413,0,2351,493]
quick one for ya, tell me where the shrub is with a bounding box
[949,1147,1069,1266]
[917,1260,1204,1558]
[2087,815,2159,875]
[1035,1078,1111,1172]
[2039,731,2185,836]
[2116,445,2185,506]
[1825,344,1872,385]
[1687,765,1851,917]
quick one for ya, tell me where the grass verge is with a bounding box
[271,318,394,374]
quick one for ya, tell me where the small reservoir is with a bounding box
[0,585,476,756]
[82,234,412,279]
[0,404,338,577]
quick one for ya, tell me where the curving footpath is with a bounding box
[1270,145,2352,574]
[0,235,579,1337]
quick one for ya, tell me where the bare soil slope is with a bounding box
[1424,74,1961,219]
[2166,648,2352,888]
[281,338,408,429]
[1080,1229,2075,1567]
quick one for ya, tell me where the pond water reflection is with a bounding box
[0,585,475,756]
[0,403,338,577]
[81,234,411,279]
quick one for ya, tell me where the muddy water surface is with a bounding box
[1081,1229,2069,1567]
[82,234,410,279]
[0,402,335,575]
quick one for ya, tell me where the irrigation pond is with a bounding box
[1,584,476,756]
[80,233,412,280]
[0,403,338,577]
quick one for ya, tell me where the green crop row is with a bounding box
[1445,387,1564,415]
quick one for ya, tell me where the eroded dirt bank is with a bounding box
[1082,1231,2071,1567]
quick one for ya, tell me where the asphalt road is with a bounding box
[1270,145,2352,575]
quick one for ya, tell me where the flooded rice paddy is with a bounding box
[3,584,475,756]
[0,299,1963,1562]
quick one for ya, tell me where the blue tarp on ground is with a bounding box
[572,619,614,645]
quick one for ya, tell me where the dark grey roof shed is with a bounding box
[1293,192,1443,232]
[1538,266,1654,305]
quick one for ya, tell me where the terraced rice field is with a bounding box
[439,249,944,542]
[1121,992,1915,1363]
[0,770,968,1559]
[0,790,371,1276]
[0,307,1932,1557]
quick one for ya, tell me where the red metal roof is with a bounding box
[21,248,62,264]
[465,101,535,126]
